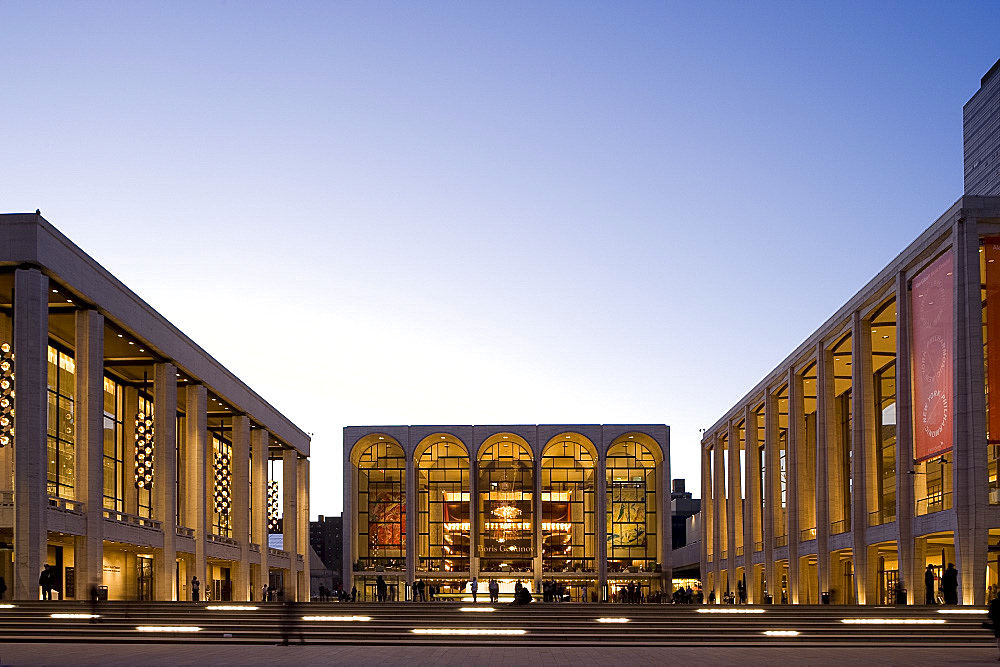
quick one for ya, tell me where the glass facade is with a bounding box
[46,344,75,498]
[103,376,124,511]
[355,439,406,571]
[541,436,596,572]
[415,435,469,572]
[212,433,233,536]
[606,437,657,572]
[137,394,153,518]
[478,436,533,572]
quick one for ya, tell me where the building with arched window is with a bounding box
[343,424,670,601]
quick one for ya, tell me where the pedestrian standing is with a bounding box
[470,578,478,602]
[988,594,1000,660]
[262,583,269,602]
[39,565,53,601]
[191,576,200,602]
[924,564,936,605]
[943,563,959,605]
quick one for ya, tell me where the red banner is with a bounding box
[911,251,954,462]
[986,238,1000,442]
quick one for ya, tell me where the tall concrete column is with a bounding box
[851,312,873,604]
[153,362,177,601]
[763,389,778,602]
[231,415,250,601]
[815,341,832,600]
[700,442,711,595]
[743,405,759,603]
[74,309,104,598]
[282,448,299,600]
[659,429,672,594]
[894,273,919,604]
[786,368,802,603]
[469,453,479,581]
[298,456,310,601]
[13,268,48,600]
[533,452,542,593]
[712,433,725,599]
[954,216,989,605]
[596,444,608,600]
[185,383,208,597]
[405,441,416,593]
[726,420,740,597]
[123,386,139,516]
[251,428,268,599]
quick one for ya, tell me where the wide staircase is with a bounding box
[0,601,992,647]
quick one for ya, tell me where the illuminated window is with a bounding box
[478,435,533,572]
[416,435,469,572]
[354,438,406,571]
[542,435,596,573]
[606,434,659,572]
[103,375,124,511]
[47,344,76,498]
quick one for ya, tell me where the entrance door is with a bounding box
[137,556,154,601]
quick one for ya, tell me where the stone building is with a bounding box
[343,425,670,601]
[0,213,310,601]
[701,59,1000,606]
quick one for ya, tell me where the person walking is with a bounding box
[925,564,936,605]
[191,575,200,602]
[39,565,53,601]
[470,578,478,603]
[989,593,1000,660]
[943,563,959,605]
[376,575,387,603]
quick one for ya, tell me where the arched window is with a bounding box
[416,435,470,573]
[606,434,660,572]
[541,435,596,572]
[478,434,533,573]
[354,437,406,571]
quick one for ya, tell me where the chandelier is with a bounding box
[491,480,521,543]
[267,479,280,532]
[0,343,13,448]
[134,411,154,489]
[213,449,232,523]
[134,374,154,489]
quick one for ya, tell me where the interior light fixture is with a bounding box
[0,342,14,447]
[206,605,259,611]
[840,618,944,624]
[411,628,526,635]
[214,449,233,520]
[134,373,154,490]
[267,480,280,532]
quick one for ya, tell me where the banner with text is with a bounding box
[984,238,1000,442]
[911,250,954,462]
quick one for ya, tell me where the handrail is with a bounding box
[103,508,161,530]
[48,495,85,514]
[176,526,195,538]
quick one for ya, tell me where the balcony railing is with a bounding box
[354,556,405,571]
[735,546,744,557]
[606,559,659,573]
[774,534,787,548]
[868,508,896,526]
[800,527,817,541]
[48,495,84,514]
[269,547,288,559]
[754,540,763,552]
[916,491,953,516]
[208,533,239,547]
[176,526,195,538]
[990,487,1000,505]
[248,542,261,553]
[0,491,12,508]
[540,557,596,573]
[103,509,161,531]
[830,519,849,535]
[721,550,728,560]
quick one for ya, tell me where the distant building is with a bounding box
[310,514,343,586]
[670,479,700,549]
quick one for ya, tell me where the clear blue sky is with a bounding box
[2,1,999,517]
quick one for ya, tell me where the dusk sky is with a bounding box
[3,1,999,517]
